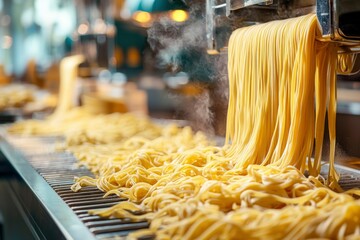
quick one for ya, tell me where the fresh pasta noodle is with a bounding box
[0,84,34,111]
[225,14,334,179]
[8,55,85,135]
[8,107,93,135]
[125,199,360,240]
[64,112,162,147]
[52,55,84,117]
[337,53,357,74]
[70,124,212,181]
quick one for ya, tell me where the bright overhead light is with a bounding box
[170,10,188,23]
[132,11,152,24]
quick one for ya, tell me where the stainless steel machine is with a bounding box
[205,0,360,159]
[206,0,360,54]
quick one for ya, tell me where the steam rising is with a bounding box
[147,4,229,135]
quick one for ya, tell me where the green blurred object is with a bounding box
[114,20,147,77]
[114,0,188,77]
[130,0,187,13]
[151,0,187,12]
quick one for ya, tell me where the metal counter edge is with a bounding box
[0,137,97,240]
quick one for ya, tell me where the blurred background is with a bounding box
[0,0,228,135]
[0,0,188,76]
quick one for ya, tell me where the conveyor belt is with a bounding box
[1,131,360,239]
[0,133,149,239]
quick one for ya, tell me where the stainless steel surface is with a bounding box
[206,0,316,53]
[206,0,360,53]
[317,0,360,50]
[229,0,273,9]
[206,0,230,54]
[0,131,149,239]
[0,136,97,240]
[321,163,360,190]
[227,0,315,18]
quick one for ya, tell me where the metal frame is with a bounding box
[206,0,360,53]
[0,137,96,240]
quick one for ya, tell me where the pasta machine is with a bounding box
[205,0,360,161]
[206,0,360,54]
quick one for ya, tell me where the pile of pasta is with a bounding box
[8,107,93,135]
[8,14,360,239]
[68,124,209,175]
[8,108,162,145]
[62,112,162,147]
[0,84,34,111]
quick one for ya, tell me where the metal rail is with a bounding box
[0,133,148,239]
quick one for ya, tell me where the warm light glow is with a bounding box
[78,24,89,35]
[2,35,12,49]
[114,47,124,67]
[127,47,141,67]
[170,10,188,22]
[132,11,152,24]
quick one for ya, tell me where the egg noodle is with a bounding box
[8,14,360,239]
[8,55,87,136]
[0,84,34,111]
[226,13,339,187]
